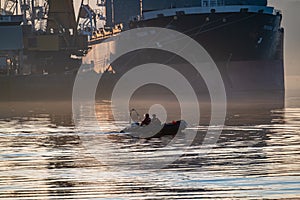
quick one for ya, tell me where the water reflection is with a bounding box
[0,100,299,199]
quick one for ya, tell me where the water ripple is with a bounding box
[0,103,299,199]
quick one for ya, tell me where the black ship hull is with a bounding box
[122,7,285,105]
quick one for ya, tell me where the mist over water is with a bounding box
[0,94,299,199]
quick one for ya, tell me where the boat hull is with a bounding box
[121,120,187,138]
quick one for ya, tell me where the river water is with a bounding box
[0,94,299,199]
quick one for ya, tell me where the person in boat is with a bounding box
[141,113,151,126]
[151,114,161,126]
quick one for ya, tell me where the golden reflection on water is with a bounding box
[0,100,299,199]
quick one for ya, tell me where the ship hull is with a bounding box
[0,73,76,101]
[95,59,284,107]
[121,8,285,105]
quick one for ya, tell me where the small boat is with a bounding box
[121,120,187,138]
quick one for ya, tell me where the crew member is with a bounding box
[151,114,161,126]
[141,113,151,126]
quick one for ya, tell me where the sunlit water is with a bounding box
[0,96,299,199]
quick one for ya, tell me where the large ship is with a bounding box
[89,0,284,106]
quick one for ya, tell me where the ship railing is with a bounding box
[201,0,225,7]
